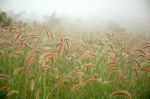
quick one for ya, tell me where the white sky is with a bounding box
[0,0,149,19]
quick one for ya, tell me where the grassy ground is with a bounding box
[0,24,150,99]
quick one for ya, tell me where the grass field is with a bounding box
[0,23,150,99]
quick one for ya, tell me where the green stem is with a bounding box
[43,72,46,99]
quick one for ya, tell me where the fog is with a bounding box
[0,0,150,33]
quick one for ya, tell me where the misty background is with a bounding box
[0,0,150,34]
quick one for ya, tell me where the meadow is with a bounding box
[0,22,150,99]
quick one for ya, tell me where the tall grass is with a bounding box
[0,24,150,99]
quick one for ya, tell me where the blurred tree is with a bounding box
[0,11,12,27]
[44,12,60,27]
[107,21,126,33]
